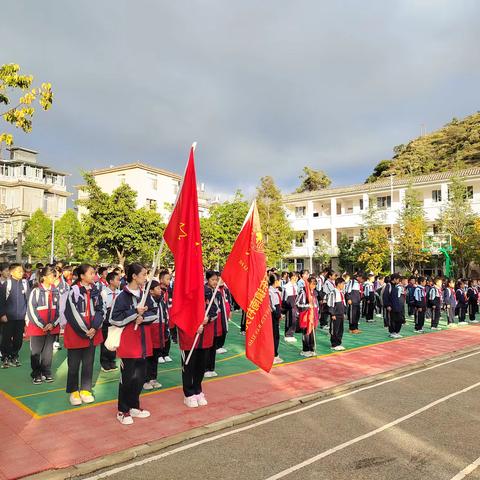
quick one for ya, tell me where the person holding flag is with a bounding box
[296,275,320,357]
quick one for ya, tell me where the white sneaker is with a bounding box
[130,408,151,418]
[164,356,173,362]
[117,412,134,425]
[430,327,441,331]
[53,341,61,350]
[375,314,383,318]
[204,371,218,378]
[69,391,82,406]
[273,356,284,364]
[158,357,165,364]
[184,396,199,408]
[143,382,154,390]
[322,325,329,331]
[389,333,396,338]
[284,337,297,343]
[395,333,403,338]
[196,393,208,406]
[150,380,162,389]
[414,329,424,334]
[300,351,309,357]
[216,347,227,354]
[332,345,346,351]
[79,390,95,403]
[459,321,468,325]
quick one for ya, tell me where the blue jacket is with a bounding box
[0,279,30,320]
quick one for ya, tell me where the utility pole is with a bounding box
[390,175,395,273]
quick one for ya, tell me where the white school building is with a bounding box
[283,168,480,273]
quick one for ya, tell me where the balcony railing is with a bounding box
[0,173,65,188]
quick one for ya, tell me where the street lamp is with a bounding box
[390,175,395,273]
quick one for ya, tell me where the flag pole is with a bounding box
[184,282,220,366]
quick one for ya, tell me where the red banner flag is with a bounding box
[163,145,204,337]
[222,201,274,372]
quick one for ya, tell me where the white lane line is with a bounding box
[84,350,480,479]
[450,456,480,479]
[265,380,480,480]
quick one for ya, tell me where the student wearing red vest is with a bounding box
[26,265,60,384]
[110,263,157,425]
[64,264,104,406]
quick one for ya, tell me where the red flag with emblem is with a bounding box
[163,145,204,337]
[222,201,274,372]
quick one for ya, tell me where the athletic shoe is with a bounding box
[143,382,154,390]
[273,356,284,364]
[470,320,479,324]
[53,341,62,350]
[164,356,173,362]
[241,331,246,336]
[413,329,424,334]
[130,408,151,418]
[458,321,468,325]
[1,359,9,368]
[80,390,95,403]
[395,333,403,338]
[321,325,329,331]
[430,327,441,330]
[117,412,134,425]
[45,376,54,383]
[184,396,199,408]
[388,333,397,338]
[216,347,227,354]
[284,337,297,343]
[33,376,43,385]
[157,357,165,364]
[206,371,218,377]
[150,380,162,389]
[332,345,346,351]
[300,351,309,357]
[375,314,383,318]
[196,393,208,406]
[69,391,82,406]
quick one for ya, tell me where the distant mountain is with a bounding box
[365,112,480,183]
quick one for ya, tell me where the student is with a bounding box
[216,276,232,354]
[363,273,375,322]
[297,269,309,292]
[381,276,391,328]
[406,277,417,318]
[444,279,457,327]
[387,274,405,338]
[99,271,121,372]
[345,272,362,334]
[157,270,173,363]
[178,270,218,409]
[413,276,427,333]
[0,262,9,285]
[296,276,319,356]
[269,272,283,365]
[283,272,299,342]
[144,280,164,390]
[0,263,30,368]
[375,276,385,318]
[327,277,346,351]
[64,264,104,406]
[467,280,479,323]
[26,265,60,383]
[96,266,109,292]
[110,263,157,424]
[456,280,468,325]
[320,270,336,330]
[429,277,443,330]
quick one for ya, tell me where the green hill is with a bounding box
[366,112,480,183]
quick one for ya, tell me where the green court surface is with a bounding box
[0,311,455,417]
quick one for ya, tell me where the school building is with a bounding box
[0,146,70,261]
[283,167,480,273]
[76,162,218,220]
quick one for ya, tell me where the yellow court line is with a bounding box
[0,390,41,419]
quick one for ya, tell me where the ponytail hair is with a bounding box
[126,263,146,283]
[39,264,57,284]
[74,263,94,283]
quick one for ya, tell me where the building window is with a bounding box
[295,232,306,246]
[432,190,442,202]
[336,203,342,215]
[118,174,126,184]
[146,198,157,211]
[359,199,364,210]
[377,196,391,209]
[295,206,306,218]
[148,174,158,190]
[313,211,319,217]
[466,186,474,200]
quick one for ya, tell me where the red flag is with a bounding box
[222,201,274,372]
[163,145,204,337]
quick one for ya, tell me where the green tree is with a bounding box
[77,173,165,266]
[23,209,52,262]
[54,210,87,262]
[200,191,249,270]
[256,176,293,265]
[312,237,331,269]
[396,185,430,273]
[357,202,390,274]
[295,167,332,193]
[438,176,478,276]
[0,63,53,148]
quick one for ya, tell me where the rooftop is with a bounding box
[89,162,182,181]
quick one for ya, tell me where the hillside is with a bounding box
[366,112,480,183]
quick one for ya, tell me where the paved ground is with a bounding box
[81,352,480,480]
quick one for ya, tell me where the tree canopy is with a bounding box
[295,167,332,193]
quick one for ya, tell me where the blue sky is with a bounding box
[2,1,480,200]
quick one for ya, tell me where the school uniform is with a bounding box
[206,286,229,373]
[443,287,457,324]
[413,285,427,331]
[64,284,104,394]
[100,286,120,370]
[345,279,361,331]
[388,284,405,335]
[380,283,391,328]
[363,281,375,321]
[283,281,299,337]
[0,278,30,365]
[327,288,346,348]
[296,288,319,352]
[216,285,231,350]
[146,289,170,383]
[429,286,443,328]
[269,286,282,357]
[178,285,217,399]
[456,288,468,323]
[26,284,60,379]
[158,287,172,358]
[320,279,335,328]
[467,287,478,321]
[96,277,108,293]
[110,287,156,414]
